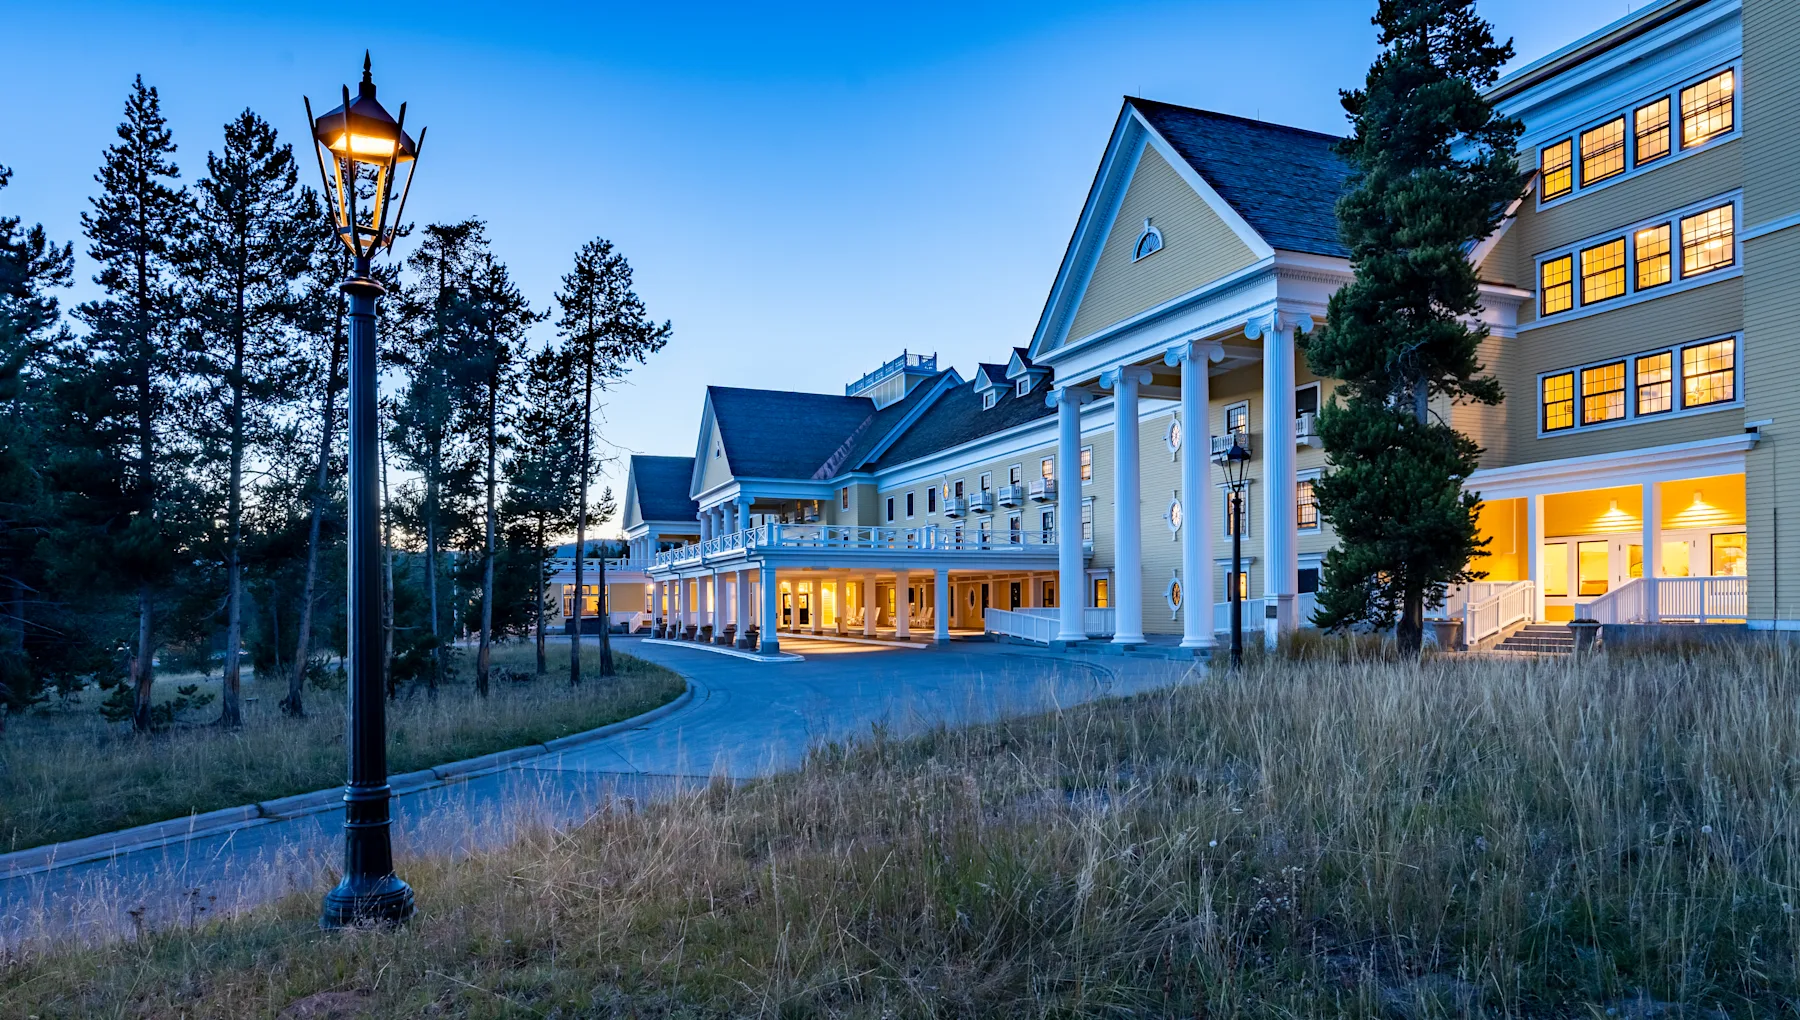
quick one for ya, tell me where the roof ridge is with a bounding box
[1126,95,1345,143]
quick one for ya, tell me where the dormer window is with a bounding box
[1015,377,1032,397]
[983,390,999,410]
[1132,218,1164,261]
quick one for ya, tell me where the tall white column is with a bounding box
[808,579,822,634]
[935,569,951,645]
[759,566,779,654]
[895,570,912,640]
[1643,480,1662,621]
[1526,494,1545,621]
[835,576,848,635]
[699,511,712,544]
[735,569,751,644]
[1171,342,1219,648]
[1101,367,1152,645]
[863,574,879,636]
[1256,318,1301,647]
[1051,385,1091,643]
[712,570,726,638]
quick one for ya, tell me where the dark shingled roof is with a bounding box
[818,372,952,478]
[708,386,879,480]
[870,377,1056,471]
[631,454,699,522]
[1128,97,1354,258]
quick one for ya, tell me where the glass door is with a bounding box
[1577,541,1610,597]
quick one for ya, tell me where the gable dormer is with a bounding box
[1004,347,1050,398]
[972,363,1010,410]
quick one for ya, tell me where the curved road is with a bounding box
[1,637,1194,945]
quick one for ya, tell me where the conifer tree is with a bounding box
[1305,0,1524,651]
[64,77,195,730]
[186,109,309,727]
[504,342,585,674]
[555,238,669,683]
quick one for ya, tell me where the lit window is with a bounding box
[1079,446,1093,482]
[1225,403,1249,440]
[982,390,998,410]
[1635,352,1672,415]
[1091,578,1107,608]
[1680,70,1735,148]
[1542,372,1575,431]
[1580,239,1627,304]
[1041,510,1053,535]
[1634,98,1671,165]
[1682,338,1735,408]
[1223,490,1247,536]
[1580,361,1626,424]
[1540,139,1573,200]
[1680,205,1734,276]
[1634,224,1672,290]
[840,487,850,510]
[1081,498,1094,542]
[1579,117,1626,185]
[1041,457,1054,480]
[1133,219,1164,261]
[1541,255,1574,315]
[1297,478,1318,530]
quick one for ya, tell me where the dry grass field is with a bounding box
[3,641,1797,1017]
[0,642,685,852]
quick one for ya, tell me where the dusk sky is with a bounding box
[2,0,1640,534]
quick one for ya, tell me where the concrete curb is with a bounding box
[0,680,697,880]
[640,638,803,662]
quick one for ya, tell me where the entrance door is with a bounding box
[1576,541,1609,598]
[781,591,792,628]
[1009,581,1021,609]
[798,592,810,626]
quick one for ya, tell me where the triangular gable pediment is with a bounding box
[1029,100,1275,360]
[622,470,643,530]
[972,363,1010,393]
[689,394,729,499]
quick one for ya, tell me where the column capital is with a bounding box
[1243,309,1315,340]
[1046,384,1096,409]
[1097,365,1154,390]
[1162,339,1225,367]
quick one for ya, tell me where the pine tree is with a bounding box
[185,109,309,727]
[503,342,585,675]
[0,163,74,725]
[1304,0,1524,651]
[555,238,669,684]
[64,77,195,730]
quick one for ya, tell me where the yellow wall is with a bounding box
[1474,497,1527,581]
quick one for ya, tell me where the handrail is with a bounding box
[1582,576,1747,624]
[1461,579,1535,647]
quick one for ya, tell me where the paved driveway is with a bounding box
[0,638,1195,945]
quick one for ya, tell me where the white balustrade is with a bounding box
[1582,576,1746,625]
[1460,580,1535,647]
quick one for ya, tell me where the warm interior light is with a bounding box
[329,132,399,158]
[1721,72,1735,92]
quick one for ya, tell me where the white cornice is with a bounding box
[1466,432,1754,499]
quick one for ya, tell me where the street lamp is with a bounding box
[1216,433,1252,668]
[305,53,425,929]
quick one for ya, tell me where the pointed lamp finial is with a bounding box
[359,51,375,99]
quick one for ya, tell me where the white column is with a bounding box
[1051,385,1091,643]
[834,576,848,635]
[808,579,822,634]
[863,574,879,636]
[1257,318,1300,647]
[1643,480,1662,621]
[735,569,751,643]
[895,570,912,640]
[935,569,950,644]
[1526,493,1545,621]
[758,566,779,654]
[1101,366,1152,645]
[1166,341,1220,649]
[712,570,726,638]
[699,512,712,544]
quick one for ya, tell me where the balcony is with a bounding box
[943,496,968,519]
[1028,478,1056,503]
[969,490,995,514]
[1210,432,1253,462]
[1297,411,1322,448]
[996,484,1025,509]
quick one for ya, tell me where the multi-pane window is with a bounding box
[1580,239,1626,304]
[1682,338,1735,408]
[1540,255,1574,315]
[1081,498,1094,542]
[1040,510,1054,535]
[1540,139,1573,200]
[1223,490,1248,537]
[954,479,965,499]
[1008,464,1022,485]
[1225,403,1249,442]
[1635,352,1673,415]
[1680,70,1735,148]
[839,487,850,510]
[1634,224,1672,289]
[1041,457,1054,480]
[1079,446,1093,482]
[1296,478,1319,530]
[1579,117,1626,185]
[1580,362,1626,424]
[1008,516,1022,544]
[1634,97,1671,165]
[1680,204,1734,276]
[979,472,992,491]
[1542,372,1575,432]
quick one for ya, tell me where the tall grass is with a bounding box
[0,644,684,851]
[4,644,1796,1017]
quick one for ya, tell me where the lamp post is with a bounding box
[305,54,425,929]
[1217,434,1251,668]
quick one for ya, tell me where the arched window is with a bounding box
[1133,218,1164,261]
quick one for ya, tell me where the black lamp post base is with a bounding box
[320,873,415,929]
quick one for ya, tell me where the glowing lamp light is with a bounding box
[305,52,425,259]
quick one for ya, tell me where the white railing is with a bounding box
[1210,592,1317,634]
[1029,478,1057,503]
[1442,581,1516,619]
[1582,576,1747,624]
[1084,606,1116,637]
[652,524,1063,569]
[984,606,1113,643]
[996,483,1025,508]
[1462,580,1535,647]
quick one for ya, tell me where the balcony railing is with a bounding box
[1028,478,1056,503]
[996,484,1025,508]
[647,523,1061,569]
[1210,433,1252,461]
[1581,576,1747,624]
[969,491,995,514]
[943,496,968,519]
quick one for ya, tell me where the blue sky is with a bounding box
[2,0,1639,529]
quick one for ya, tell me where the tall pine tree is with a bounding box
[64,77,196,730]
[555,238,669,684]
[503,341,585,675]
[185,109,309,727]
[1305,0,1524,651]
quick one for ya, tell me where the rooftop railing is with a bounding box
[845,350,938,395]
[647,523,1061,570]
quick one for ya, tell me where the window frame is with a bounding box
[1634,96,1671,166]
[1540,254,1575,315]
[1079,445,1093,483]
[840,487,850,511]
[1223,401,1250,441]
[1295,382,1321,418]
[1578,238,1627,306]
[1528,192,1741,328]
[1634,351,1674,417]
[1679,203,1736,278]
[1219,481,1252,539]
[1539,138,1573,201]
[1679,67,1736,150]
[1541,371,1576,433]
[1040,456,1054,480]
[1680,336,1737,410]
[979,471,992,492]
[1579,360,1627,426]
[1296,474,1321,532]
[1578,116,1627,187]
[982,390,998,410]
[1537,333,1739,438]
[885,497,895,523]
[905,491,915,519]
[926,486,937,514]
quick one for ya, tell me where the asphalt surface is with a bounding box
[0,637,1196,945]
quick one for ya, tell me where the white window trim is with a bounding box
[1297,469,1323,532]
[1216,479,1254,539]
[1295,381,1322,417]
[1040,455,1055,480]
[905,491,916,519]
[885,497,895,523]
[1081,495,1096,543]
[1535,331,1742,439]
[1535,61,1740,213]
[982,390,998,410]
[1526,191,1742,330]
[1079,444,1094,484]
[1007,463,1023,486]
[1223,400,1251,440]
[979,471,992,492]
[1016,377,1033,397]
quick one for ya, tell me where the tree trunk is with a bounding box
[288,311,346,716]
[425,460,441,694]
[132,585,154,732]
[597,553,614,677]
[570,357,594,687]
[1398,584,1425,654]
[476,378,497,697]
[534,514,547,675]
[219,339,246,729]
